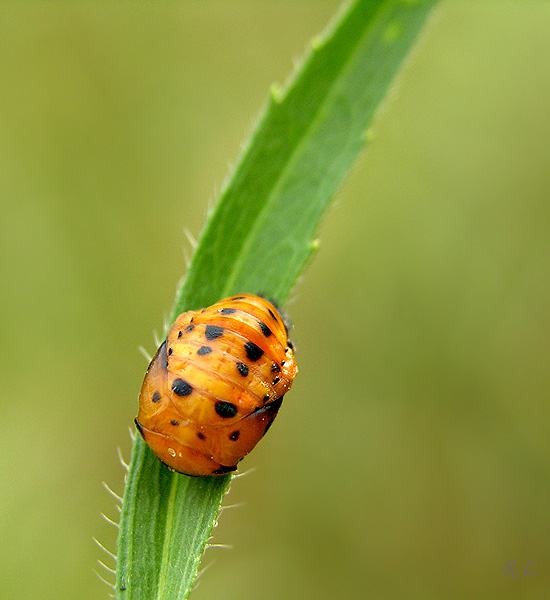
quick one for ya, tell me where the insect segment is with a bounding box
[135,294,298,476]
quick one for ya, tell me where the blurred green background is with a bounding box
[1,1,549,599]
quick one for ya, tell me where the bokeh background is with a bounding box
[1,1,549,599]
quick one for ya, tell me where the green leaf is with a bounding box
[115,0,438,598]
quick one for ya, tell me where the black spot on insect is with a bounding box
[268,308,277,321]
[229,430,240,441]
[237,362,249,377]
[271,363,281,373]
[220,307,237,315]
[168,347,173,356]
[178,330,183,338]
[232,296,245,301]
[271,395,284,410]
[172,378,193,396]
[134,418,145,440]
[185,324,195,333]
[197,345,212,356]
[253,395,283,413]
[156,341,168,371]
[244,341,263,361]
[287,340,295,351]
[171,420,180,426]
[205,324,223,340]
[252,396,283,436]
[259,320,272,336]
[272,376,280,385]
[152,391,161,403]
[215,401,238,418]
[281,360,286,365]
[197,432,206,440]
[263,394,270,403]
[212,465,237,474]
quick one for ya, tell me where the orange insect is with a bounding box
[135,294,298,476]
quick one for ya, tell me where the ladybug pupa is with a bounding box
[135,294,298,476]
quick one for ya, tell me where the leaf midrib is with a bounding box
[156,475,180,599]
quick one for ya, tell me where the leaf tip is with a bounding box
[310,34,325,51]
[270,82,284,103]
[363,127,375,143]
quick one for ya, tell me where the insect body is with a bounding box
[135,294,298,476]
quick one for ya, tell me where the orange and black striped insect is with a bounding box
[135,294,297,476]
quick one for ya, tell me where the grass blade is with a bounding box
[115,1,438,598]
